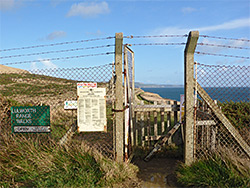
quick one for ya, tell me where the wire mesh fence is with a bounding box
[194,63,250,159]
[0,63,116,159]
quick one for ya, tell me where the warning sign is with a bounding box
[180,95,185,123]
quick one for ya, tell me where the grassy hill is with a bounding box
[0,70,139,187]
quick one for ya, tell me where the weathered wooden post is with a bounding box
[115,32,124,162]
[184,31,199,165]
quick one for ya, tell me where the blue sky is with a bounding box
[0,0,249,85]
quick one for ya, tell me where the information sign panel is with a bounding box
[77,87,106,132]
[11,106,50,133]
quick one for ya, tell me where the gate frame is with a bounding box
[184,31,250,165]
[184,31,199,165]
[114,32,124,162]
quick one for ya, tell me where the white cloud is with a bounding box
[31,62,38,70]
[228,39,249,48]
[181,7,197,14]
[153,18,250,36]
[0,0,15,10]
[39,59,58,69]
[197,18,250,32]
[196,38,225,53]
[46,31,67,40]
[66,1,110,18]
[85,30,104,36]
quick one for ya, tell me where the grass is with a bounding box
[0,134,102,187]
[176,150,250,187]
[0,96,139,187]
[0,73,76,97]
[176,101,250,187]
[136,93,153,104]
[1,132,136,187]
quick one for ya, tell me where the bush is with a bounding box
[220,101,250,130]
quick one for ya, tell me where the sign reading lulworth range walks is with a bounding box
[11,106,50,133]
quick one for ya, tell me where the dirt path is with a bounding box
[132,157,182,188]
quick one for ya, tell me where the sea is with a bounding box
[142,87,250,102]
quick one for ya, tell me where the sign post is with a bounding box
[11,106,50,133]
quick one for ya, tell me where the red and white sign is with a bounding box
[180,94,185,123]
[77,82,97,89]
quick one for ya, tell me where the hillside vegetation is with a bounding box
[0,71,139,187]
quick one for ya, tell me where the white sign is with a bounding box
[180,94,185,123]
[64,101,77,110]
[77,87,106,132]
[14,126,50,133]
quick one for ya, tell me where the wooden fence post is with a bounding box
[184,31,199,165]
[115,32,124,162]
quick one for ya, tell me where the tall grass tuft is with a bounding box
[176,149,250,187]
[0,133,102,187]
[0,132,139,187]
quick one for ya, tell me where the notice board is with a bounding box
[77,87,106,132]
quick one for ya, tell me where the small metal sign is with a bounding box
[180,95,185,123]
[11,106,50,133]
[64,101,77,110]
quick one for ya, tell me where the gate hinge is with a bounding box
[112,105,129,112]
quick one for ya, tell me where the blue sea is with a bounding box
[142,87,249,102]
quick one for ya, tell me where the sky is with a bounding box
[0,0,249,85]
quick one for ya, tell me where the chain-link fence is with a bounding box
[0,63,116,159]
[194,63,250,159]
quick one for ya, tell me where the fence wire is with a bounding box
[194,63,250,159]
[0,63,115,159]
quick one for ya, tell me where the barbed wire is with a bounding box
[30,62,113,71]
[2,52,114,65]
[124,34,188,39]
[0,44,114,59]
[195,51,250,60]
[125,42,186,46]
[195,62,249,68]
[200,35,250,42]
[0,36,115,52]
[197,43,250,50]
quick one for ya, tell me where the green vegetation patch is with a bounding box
[0,96,139,188]
[220,101,250,130]
[176,152,250,188]
[0,135,103,188]
[0,133,139,187]
[0,73,76,97]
